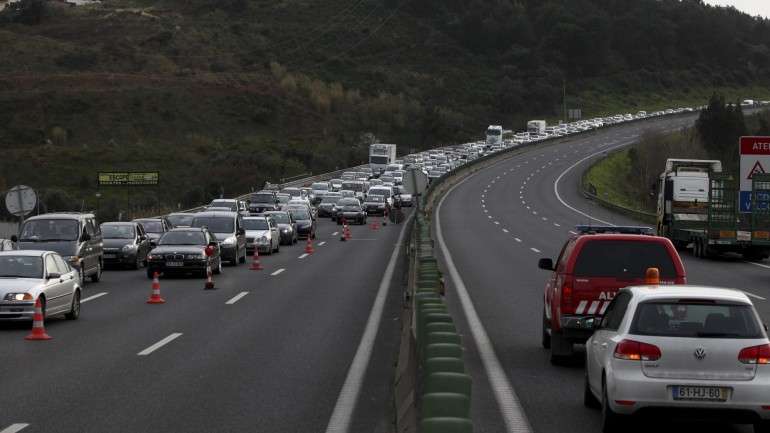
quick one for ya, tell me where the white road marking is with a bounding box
[743,291,767,301]
[137,333,183,356]
[332,232,339,236]
[298,253,309,259]
[484,209,488,213]
[530,247,541,253]
[526,206,530,210]
[514,238,522,243]
[532,211,538,215]
[318,241,327,246]
[541,217,547,221]
[225,291,249,304]
[553,223,561,227]
[482,204,486,208]
[488,215,493,219]
[271,268,285,276]
[494,221,500,225]
[0,425,28,433]
[502,229,509,233]
[569,230,578,235]
[81,292,108,303]
[746,261,770,270]
[325,214,412,433]
[482,195,486,199]
[436,190,533,433]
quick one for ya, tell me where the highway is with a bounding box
[436,114,770,433]
[0,216,411,433]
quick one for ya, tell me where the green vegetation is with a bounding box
[1,0,770,219]
[584,149,651,214]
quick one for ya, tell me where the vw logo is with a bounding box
[694,347,707,361]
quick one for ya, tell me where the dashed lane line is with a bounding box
[514,238,522,243]
[502,229,509,233]
[530,248,541,253]
[271,268,285,276]
[743,291,767,301]
[318,241,327,246]
[298,253,309,259]
[137,333,183,356]
[0,425,28,433]
[225,292,249,304]
[332,232,339,236]
[81,292,108,303]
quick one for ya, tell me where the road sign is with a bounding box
[97,172,159,186]
[739,136,770,212]
[5,185,37,217]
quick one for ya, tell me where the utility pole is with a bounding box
[562,78,567,124]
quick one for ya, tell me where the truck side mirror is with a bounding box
[11,235,18,243]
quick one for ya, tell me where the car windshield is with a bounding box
[312,183,329,190]
[0,256,43,278]
[267,213,289,223]
[370,156,389,164]
[210,201,237,211]
[339,199,359,207]
[243,219,269,230]
[19,219,79,242]
[191,217,234,233]
[630,301,763,338]
[573,240,677,278]
[101,225,135,239]
[283,189,301,197]
[166,214,195,227]
[342,182,363,192]
[322,197,340,204]
[289,210,310,220]
[278,196,290,203]
[137,220,163,233]
[159,231,206,246]
[252,194,275,203]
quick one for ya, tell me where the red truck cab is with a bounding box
[539,226,686,364]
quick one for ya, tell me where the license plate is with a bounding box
[104,254,117,259]
[166,261,184,267]
[737,231,752,241]
[672,386,729,401]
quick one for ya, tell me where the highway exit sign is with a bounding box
[739,136,770,212]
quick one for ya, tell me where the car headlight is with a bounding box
[122,244,137,252]
[4,293,34,301]
[258,236,268,244]
[147,254,159,261]
[222,236,237,246]
[281,228,290,233]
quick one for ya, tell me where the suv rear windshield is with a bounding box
[251,194,275,203]
[630,302,763,338]
[191,217,234,233]
[573,240,676,278]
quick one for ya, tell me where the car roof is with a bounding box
[243,216,268,220]
[101,221,136,226]
[193,211,238,218]
[0,250,49,257]
[572,233,667,243]
[623,285,752,304]
[168,227,206,232]
[211,199,238,202]
[25,213,92,221]
[134,218,164,222]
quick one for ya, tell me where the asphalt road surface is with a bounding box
[437,114,770,433]
[0,213,411,433]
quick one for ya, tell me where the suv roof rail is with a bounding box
[574,225,653,235]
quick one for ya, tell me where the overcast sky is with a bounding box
[703,0,770,18]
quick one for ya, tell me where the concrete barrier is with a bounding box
[420,417,473,433]
[421,392,471,419]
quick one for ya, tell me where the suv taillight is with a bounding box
[738,344,770,364]
[614,339,661,361]
[559,277,574,314]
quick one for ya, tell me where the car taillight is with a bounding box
[738,344,770,364]
[614,339,661,361]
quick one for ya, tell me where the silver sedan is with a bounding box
[585,285,770,433]
[0,250,81,321]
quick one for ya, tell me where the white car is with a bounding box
[585,284,770,433]
[0,250,81,321]
[243,217,279,255]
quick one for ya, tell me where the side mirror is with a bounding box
[80,232,91,242]
[538,258,554,271]
[47,272,61,280]
[10,235,18,243]
[237,228,245,236]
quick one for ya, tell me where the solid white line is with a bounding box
[0,425,28,433]
[515,238,522,243]
[318,241,327,246]
[530,247,541,253]
[298,253,309,259]
[332,232,339,236]
[553,141,636,225]
[436,180,533,433]
[743,291,767,301]
[225,291,249,304]
[137,333,182,356]
[324,214,412,433]
[746,261,770,270]
[81,292,108,303]
[271,268,285,276]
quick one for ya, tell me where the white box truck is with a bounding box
[485,125,503,147]
[527,120,546,135]
[369,143,397,175]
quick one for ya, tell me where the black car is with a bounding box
[146,228,222,279]
[317,194,342,218]
[263,211,298,245]
[100,222,152,269]
[335,198,367,225]
[287,208,315,240]
[248,191,280,214]
[133,218,171,247]
[362,195,389,216]
[166,213,196,228]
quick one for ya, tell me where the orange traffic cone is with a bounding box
[344,223,352,241]
[250,247,264,271]
[25,298,51,341]
[370,218,380,231]
[305,237,315,254]
[204,264,215,290]
[383,208,388,226]
[147,272,166,304]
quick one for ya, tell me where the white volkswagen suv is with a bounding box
[585,284,770,433]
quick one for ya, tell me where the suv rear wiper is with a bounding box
[696,332,742,338]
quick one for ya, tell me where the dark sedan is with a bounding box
[133,218,171,247]
[100,222,151,269]
[287,208,315,240]
[263,211,298,245]
[335,198,367,225]
[248,191,280,215]
[317,194,342,218]
[146,228,222,279]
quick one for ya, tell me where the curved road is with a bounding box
[437,114,770,433]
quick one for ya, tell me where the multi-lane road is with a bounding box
[0,216,412,433]
[437,114,770,433]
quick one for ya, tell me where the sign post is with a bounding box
[739,136,770,212]
[5,185,37,229]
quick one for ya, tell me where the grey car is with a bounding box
[100,222,152,269]
[191,211,247,265]
[0,250,81,321]
[263,211,298,245]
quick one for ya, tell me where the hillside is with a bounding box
[1,0,769,219]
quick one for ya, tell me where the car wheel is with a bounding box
[541,312,551,349]
[239,248,247,264]
[754,420,770,433]
[133,254,142,270]
[90,261,102,283]
[549,331,573,365]
[65,290,81,320]
[38,297,47,322]
[584,369,599,409]
[213,258,222,275]
[601,378,622,433]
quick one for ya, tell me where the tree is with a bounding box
[696,93,746,169]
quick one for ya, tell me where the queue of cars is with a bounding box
[537,226,770,432]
